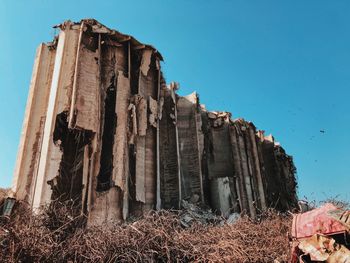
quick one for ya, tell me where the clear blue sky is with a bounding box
[1,1,349,202]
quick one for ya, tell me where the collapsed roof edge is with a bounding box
[52,18,164,61]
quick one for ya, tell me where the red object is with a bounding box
[291,203,347,239]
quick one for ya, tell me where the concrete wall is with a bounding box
[12,19,298,224]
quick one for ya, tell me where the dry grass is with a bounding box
[1,189,348,262]
[0,195,292,263]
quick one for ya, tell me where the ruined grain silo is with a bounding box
[11,19,298,224]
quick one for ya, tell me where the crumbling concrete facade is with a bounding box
[11,19,298,224]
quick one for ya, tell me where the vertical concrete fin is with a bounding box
[242,124,259,215]
[159,86,180,209]
[156,65,161,210]
[12,44,56,202]
[32,25,80,210]
[135,95,147,204]
[135,47,150,201]
[112,71,130,189]
[177,92,203,203]
[81,145,90,215]
[135,135,146,203]
[69,22,100,132]
[140,49,152,76]
[171,84,182,208]
[235,123,256,217]
[248,126,266,210]
[132,48,158,212]
[229,124,246,213]
[137,97,147,136]
[194,95,205,203]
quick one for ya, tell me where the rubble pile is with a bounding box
[290,203,350,262]
[10,19,297,225]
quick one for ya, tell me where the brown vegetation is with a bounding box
[0,197,292,263]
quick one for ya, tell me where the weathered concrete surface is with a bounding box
[12,43,56,203]
[12,19,298,224]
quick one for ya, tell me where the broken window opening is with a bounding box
[51,111,93,209]
[97,77,117,192]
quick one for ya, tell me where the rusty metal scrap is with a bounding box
[290,203,350,262]
[292,203,348,239]
[11,19,298,224]
[328,207,350,229]
[298,234,350,262]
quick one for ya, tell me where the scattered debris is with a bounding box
[328,208,350,229]
[298,234,350,262]
[298,200,310,212]
[179,200,221,227]
[290,203,350,262]
[2,198,15,217]
[226,212,241,225]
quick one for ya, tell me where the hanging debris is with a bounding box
[10,19,298,225]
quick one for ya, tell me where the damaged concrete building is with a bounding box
[11,19,298,224]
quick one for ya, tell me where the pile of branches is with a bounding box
[0,200,292,262]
